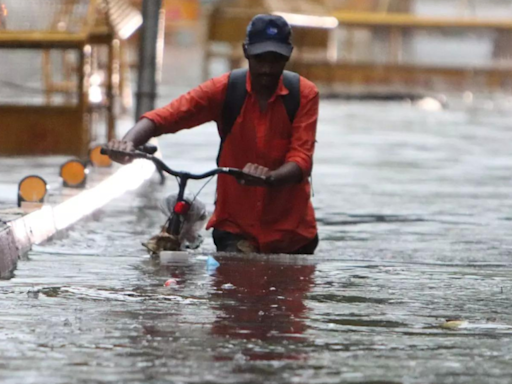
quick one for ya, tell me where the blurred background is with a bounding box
[2,0,512,156]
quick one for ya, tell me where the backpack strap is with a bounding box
[220,68,248,140]
[282,70,301,122]
[217,69,247,165]
[217,69,301,165]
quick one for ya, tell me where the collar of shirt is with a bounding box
[245,72,289,102]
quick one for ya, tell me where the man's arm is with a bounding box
[106,74,229,164]
[105,118,158,163]
[123,118,158,146]
[267,162,303,186]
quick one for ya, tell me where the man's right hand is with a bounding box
[105,139,136,164]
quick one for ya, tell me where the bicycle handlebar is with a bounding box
[100,146,268,183]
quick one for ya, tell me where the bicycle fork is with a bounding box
[167,175,192,237]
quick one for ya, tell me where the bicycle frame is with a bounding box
[101,146,267,244]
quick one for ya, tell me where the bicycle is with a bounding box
[101,144,268,257]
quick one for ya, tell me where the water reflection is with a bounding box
[209,256,315,361]
[151,262,196,288]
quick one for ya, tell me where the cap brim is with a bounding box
[246,41,293,57]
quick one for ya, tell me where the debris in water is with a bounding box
[414,97,444,111]
[164,279,177,287]
[233,352,247,363]
[206,256,220,275]
[441,319,469,329]
[143,232,181,255]
[27,289,39,299]
[41,287,61,297]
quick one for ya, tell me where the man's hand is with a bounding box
[238,163,270,187]
[105,139,135,164]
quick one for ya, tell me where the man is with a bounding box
[106,14,319,254]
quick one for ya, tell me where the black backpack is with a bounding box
[217,68,301,165]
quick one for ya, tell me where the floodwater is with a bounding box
[1,98,512,384]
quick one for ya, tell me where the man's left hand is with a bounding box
[239,163,271,187]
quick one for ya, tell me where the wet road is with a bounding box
[1,99,512,383]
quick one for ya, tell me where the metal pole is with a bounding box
[135,0,163,119]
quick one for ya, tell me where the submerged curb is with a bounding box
[0,159,155,278]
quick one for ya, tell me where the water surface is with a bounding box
[1,99,512,384]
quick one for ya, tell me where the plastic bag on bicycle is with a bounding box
[158,193,209,250]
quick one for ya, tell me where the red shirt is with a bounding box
[143,72,319,253]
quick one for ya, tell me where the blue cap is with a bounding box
[245,14,293,57]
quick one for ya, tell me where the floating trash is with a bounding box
[160,251,190,264]
[206,256,220,275]
[441,319,512,331]
[164,279,177,287]
[27,289,40,299]
[440,320,469,330]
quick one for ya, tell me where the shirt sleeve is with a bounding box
[141,73,229,135]
[285,80,319,178]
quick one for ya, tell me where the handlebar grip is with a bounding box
[100,144,156,157]
[227,169,268,184]
[138,144,158,155]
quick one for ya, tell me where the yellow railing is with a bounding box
[0,31,88,47]
[333,11,512,30]
[0,0,140,156]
